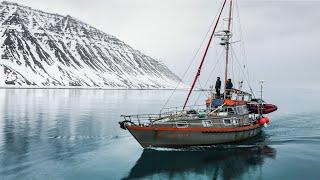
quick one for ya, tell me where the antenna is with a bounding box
[259,80,265,117]
[259,80,265,100]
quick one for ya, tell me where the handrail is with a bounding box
[121,116,257,127]
[121,103,220,123]
[225,88,252,95]
[120,114,171,122]
[153,121,255,126]
[160,104,207,115]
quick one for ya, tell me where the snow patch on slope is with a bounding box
[0,1,182,88]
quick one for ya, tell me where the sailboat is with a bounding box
[119,0,277,148]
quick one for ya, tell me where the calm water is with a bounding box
[0,88,319,180]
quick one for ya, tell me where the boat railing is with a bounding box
[151,120,256,127]
[121,103,257,126]
[225,88,252,101]
[120,113,171,126]
[160,104,207,115]
[120,113,257,128]
[120,104,207,125]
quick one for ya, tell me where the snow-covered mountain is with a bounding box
[0,1,181,88]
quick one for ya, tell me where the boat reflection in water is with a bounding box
[124,135,276,180]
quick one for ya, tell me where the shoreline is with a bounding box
[0,86,195,91]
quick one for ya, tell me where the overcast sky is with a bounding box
[9,0,320,91]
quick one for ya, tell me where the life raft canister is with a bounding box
[259,117,270,125]
[224,99,236,106]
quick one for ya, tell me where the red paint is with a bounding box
[259,117,270,125]
[248,104,278,114]
[263,104,278,114]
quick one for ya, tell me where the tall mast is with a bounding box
[182,0,228,110]
[224,0,233,98]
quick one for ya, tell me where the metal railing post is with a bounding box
[137,115,141,126]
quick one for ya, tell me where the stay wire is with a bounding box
[234,1,256,98]
[193,49,224,106]
[230,46,256,98]
[160,1,224,110]
[235,1,252,87]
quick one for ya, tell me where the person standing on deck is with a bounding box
[215,77,221,98]
[226,79,233,90]
[225,79,233,98]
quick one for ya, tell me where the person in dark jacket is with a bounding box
[226,78,233,89]
[225,79,233,98]
[215,77,221,97]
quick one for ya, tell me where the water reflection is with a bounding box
[0,89,183,178]
[125,144,276,180]
[1,88,320,179]
[0,89,119,176]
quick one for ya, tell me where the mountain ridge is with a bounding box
[0,1,181,88]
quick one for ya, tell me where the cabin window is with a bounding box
[176,121,189,128]
[243,106,249,114]
[236,106,244,115]
[227,108,235,114]
[223,118,232,126]
[237,95,244,101]
[236,105,249,115]
[202,120,213,127]
[235,107,241,114]
[231,93,237,100]
[244,95,250,101]
[232,118,239,125]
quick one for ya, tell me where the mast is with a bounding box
[182,0,228,110]
[224,0,233,98]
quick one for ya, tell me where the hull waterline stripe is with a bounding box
[127,124,261,133]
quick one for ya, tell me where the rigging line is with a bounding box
[231,49,235,82]
[232,1,255,97]
[235,0,252,84]
[196,27,224,88]
[160,1,224,111]
[230,47,248,86]
[231,1,236,83]
[195,45,218,91]
[193,49,224,106]
[196,39,221,90]
[230,6,243,89]
[197,79,204,90]
[230,46,256,98]
[183,0,228,110]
